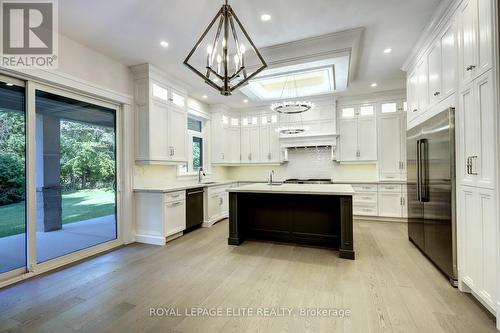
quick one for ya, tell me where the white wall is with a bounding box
[57,34,134,96]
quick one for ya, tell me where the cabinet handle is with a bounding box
[466,156,472,175]
[413,109,418,113]
[248,154,252,161]
[466,65,476,71]
[221,153,225,160]
[470,156,478,176]
[268,153,271,160]
[433,91,441,96]
[219,197,223,205]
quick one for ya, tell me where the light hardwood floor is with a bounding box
[0,220,497,333]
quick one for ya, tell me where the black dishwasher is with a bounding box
[186,188,204,232]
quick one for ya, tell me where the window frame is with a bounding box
[177,114,209,177]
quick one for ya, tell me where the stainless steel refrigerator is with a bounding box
[407,108,457,285]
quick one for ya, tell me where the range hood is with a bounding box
[280,133,339,149]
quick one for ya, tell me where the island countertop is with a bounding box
[227,183,355,196]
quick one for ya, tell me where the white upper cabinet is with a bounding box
[211,113,227,164]
[168,107,187,162]
[338,104,377,162]
[441,25,457,96]
[428,40,443,105]
[428,23,457,107]
[132,65,189,164]
[240,125,260,163]
[416,57,429,113]
[407,70,419,123]
[458,0,492,85]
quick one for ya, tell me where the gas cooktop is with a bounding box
[284,179,333,184]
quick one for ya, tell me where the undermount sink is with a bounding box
[201,181,217,185]
[267,183,283,186]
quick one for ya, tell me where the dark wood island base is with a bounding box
[228,191,355,260]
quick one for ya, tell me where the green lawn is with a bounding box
[0,189,115,238]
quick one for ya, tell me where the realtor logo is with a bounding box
[1,0,58,68]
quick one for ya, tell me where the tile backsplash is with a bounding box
[286,147,333,179]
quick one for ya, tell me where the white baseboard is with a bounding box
[135,234,166,246]
[203,215,228,228]
[354,216,408,223]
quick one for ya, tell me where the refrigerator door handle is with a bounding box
[420,139,429,202]
[416,139,421,202]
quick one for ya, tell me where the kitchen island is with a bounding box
[227,183,355,259]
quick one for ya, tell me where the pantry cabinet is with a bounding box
[378,110,407,181]
[458,70,495,189]
[458,185,497,311]
[338,105,377,162]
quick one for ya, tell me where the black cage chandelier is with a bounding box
[184,0,267,96]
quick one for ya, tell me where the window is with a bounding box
[152,83,168,102]
[188,118,202,132]
[179,116,206,174]
[192,137,203,170]
[172,92,185,107]
[381,103,398,113]
[342,107,355,118]
[359,105,374,116]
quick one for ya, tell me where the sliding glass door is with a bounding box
[0,78,26,276]
[0,75,121,283]
[35,90,118,263]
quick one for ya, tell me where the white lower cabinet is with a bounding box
[135,191,187,246]
[458,185,498,312]
[352,183,407,219]
[205,184,234,226]
[164,199,186,237]
[378,184,404,218]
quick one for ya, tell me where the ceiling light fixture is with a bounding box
[371,83,378,87]
[383,48,392,54]
[261,14,271,21]
[160,41,169,48]
[243,99,249,103]
[202,95,208,99]
[184,0,267,96]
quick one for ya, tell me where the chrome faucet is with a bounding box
[268,170,275,185]
[198,167,206,183]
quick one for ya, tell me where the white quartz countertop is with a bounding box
[134,180,237,193]
[227,183,355,196]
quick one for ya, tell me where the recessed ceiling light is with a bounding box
[384,48,392,54]
[371,83,378,87]
[5,83,13,86]
[160,41,169,48]
[243,99,249,103]
[261,14,271,22]
[202,95,208,99]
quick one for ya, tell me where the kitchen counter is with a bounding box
[228,183,355,196]
[134,180,238,193]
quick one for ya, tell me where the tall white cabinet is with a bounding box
[404,0,499,323]
[132,64,188,164]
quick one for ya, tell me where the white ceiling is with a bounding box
[59,0,443,108]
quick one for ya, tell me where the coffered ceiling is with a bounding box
[59,0,443,107]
